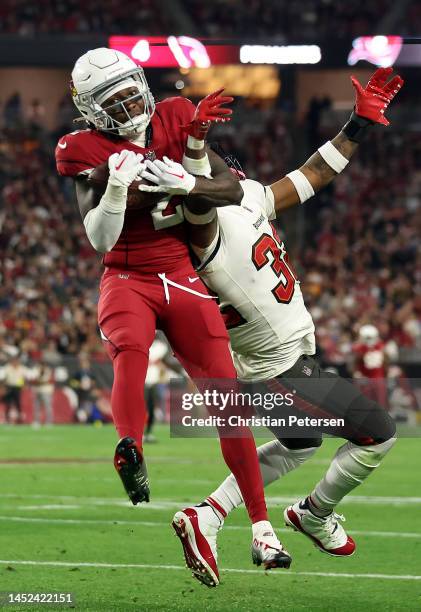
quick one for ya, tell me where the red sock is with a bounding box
[111,350,148,450]
[219,434,268,523]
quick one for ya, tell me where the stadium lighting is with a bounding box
[347,35,403,67]
[240,45,322,65]
[167,36,211,69]
[131,39,151,62]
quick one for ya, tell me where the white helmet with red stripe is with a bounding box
[71,47,155,136]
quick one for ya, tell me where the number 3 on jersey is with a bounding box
[252,233,296,303]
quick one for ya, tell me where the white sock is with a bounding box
[309,438,396,516]
[207,440,318,516]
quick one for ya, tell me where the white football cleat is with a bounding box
[284,498,356,556]
[172,505,222,587]
[251,521,292,569]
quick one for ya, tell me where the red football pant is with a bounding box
[98,266,267,523]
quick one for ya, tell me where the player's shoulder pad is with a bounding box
[239,178,265,201]
[55,129,98,177]
[240,179,275,220]
[157,96,196,122]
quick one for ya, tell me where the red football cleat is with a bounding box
[172,506,221,587]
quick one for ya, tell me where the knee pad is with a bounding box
[352,405,396,445]
[279,437,323,450]
[347,436,397,470]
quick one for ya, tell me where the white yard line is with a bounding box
[0,559,419,581]
[1,515,420,539]
[1,493,421,507]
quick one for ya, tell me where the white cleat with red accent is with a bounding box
[251,521,292,569]
[172,505,222,587]
[284,499,356,556]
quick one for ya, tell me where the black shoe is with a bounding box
[114,437,150,504]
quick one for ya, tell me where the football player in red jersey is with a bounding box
[55,47,289,574]
[353,324,389,406]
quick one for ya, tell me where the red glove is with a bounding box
[182,88,234,140]
[350,67,404,126]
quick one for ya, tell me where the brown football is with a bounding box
[87,162,162,210]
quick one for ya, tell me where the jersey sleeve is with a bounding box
[169,96,196,125]
[158,96,196,133]
[263,185,276,220]
[239,179,276,220]
[55,132,96,177]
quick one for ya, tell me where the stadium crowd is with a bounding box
[0,0,171,36]
[0,0,397,39]
[182,0,391,40]
[0,88,419,421]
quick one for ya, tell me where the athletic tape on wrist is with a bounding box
[318,141,349,173]
[183,205,216,225]
[182,154,212,177]
[187,135,205,150]
[286,170,315,204]
[101,182,128,213]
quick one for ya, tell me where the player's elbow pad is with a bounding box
[83,183,127,253]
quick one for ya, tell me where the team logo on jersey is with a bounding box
[253,214,265,230]
[69,79,77,98]
[302,365,313,376]
[144,150,156,162]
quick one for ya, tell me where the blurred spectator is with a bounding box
[144,338,169,443]
[88,387,113,424]
[26,98,46,131]
[31,361,55,426]
[143,335,184,442]
[306,96,332,151]
[2,354,26,422]
[70,354,97,422]
[3,92,22,128]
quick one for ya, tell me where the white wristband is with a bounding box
[101,182,128,213]
[286,170,315,204]
[183,205,216,225]
[182,153,212,178]
[187,135,205,150]
[318,141,349,173]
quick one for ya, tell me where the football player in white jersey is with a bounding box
[139,68,403,586]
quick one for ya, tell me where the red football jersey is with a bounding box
[353,341,387,378]
[55,97,195,273]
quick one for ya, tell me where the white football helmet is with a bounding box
[71,47,155,137]
[358,324,379,346]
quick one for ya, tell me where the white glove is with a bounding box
[138,156,196,195]
[108,150,145,188]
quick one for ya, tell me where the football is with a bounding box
[87,161,162,210]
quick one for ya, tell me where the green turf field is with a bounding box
[0,425,420,611]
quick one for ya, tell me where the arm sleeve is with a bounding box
[83,183,127,253]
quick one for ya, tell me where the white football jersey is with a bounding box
[193,179,315,381]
